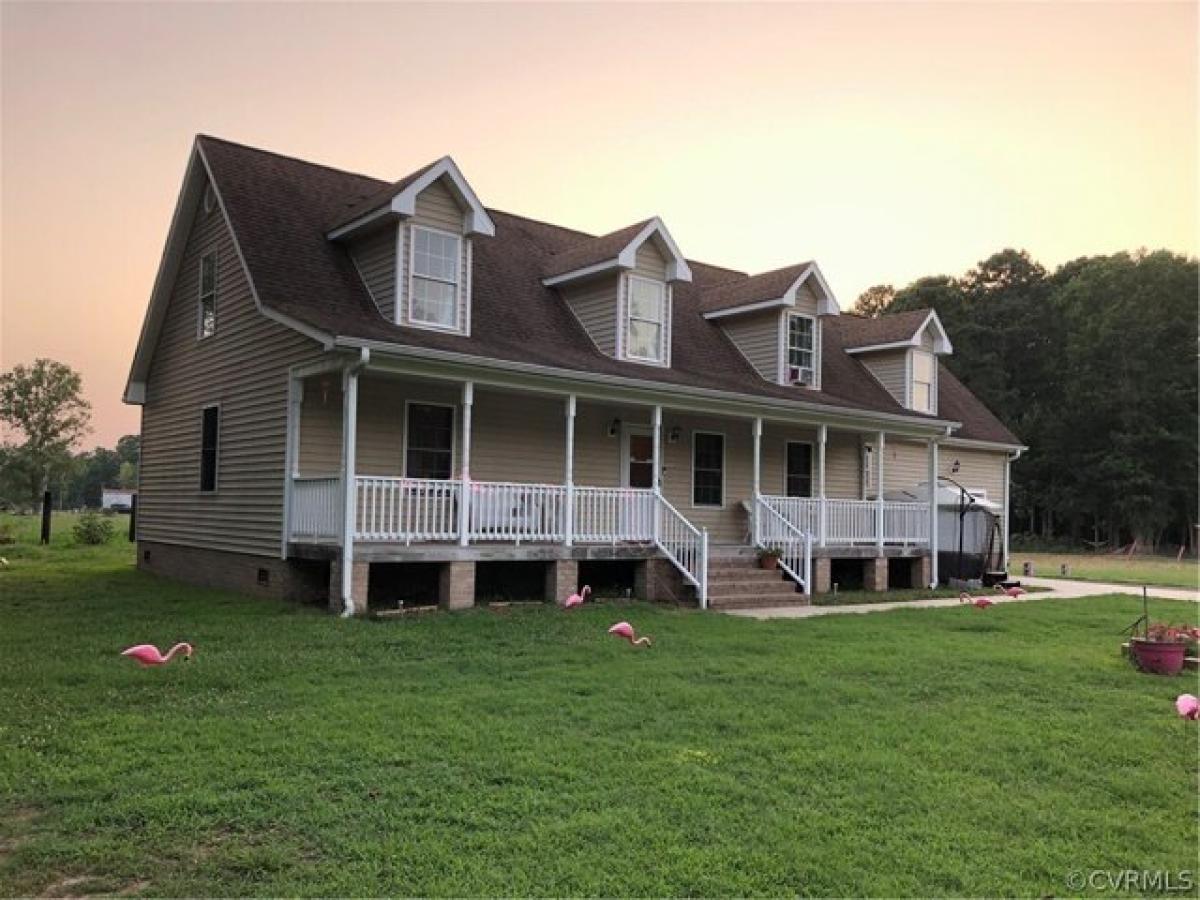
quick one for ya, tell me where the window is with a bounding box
[405,403,454,479]
[862,444,873,498]
[626,276,666,363]
[410,226,461,329]
[692,432,724,507]
[787,314,815,381]
[912,350,935,413]
[786,442,813,498]
[198,252,217,338]
[200,406,219,492]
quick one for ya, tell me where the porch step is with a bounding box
[704,558,810,610]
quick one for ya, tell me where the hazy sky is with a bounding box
[1,1,1195,447]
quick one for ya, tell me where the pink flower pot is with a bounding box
[1130,639,1188,676]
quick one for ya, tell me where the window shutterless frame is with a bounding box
[197,250,217,339]
[911,349,935,413]
[690,430,725,508]
[786,313,815,376]
[402,400,457,480]
[624,274,667,364]
[199,404,220,493]
[408,224,463,332]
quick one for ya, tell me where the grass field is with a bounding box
[1,520,1197,897]
[1017,551,1198,590]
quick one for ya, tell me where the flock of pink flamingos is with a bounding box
[117,582,1198,719]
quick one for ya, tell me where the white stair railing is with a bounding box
[753,494,813,594]
[653,491,708,608]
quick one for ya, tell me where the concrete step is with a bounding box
[710,595,811,610]
[707,568,794,582]
[708,584,801,600]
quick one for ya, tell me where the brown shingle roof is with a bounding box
[196,135,1017,444]
[698,262,814,314]
[542,219,654,280]
[838,309,934,350]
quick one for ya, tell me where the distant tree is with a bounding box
[0,359,91,505]
[115,434,140,466]
[118,461,138,490]
[852,284,895,318]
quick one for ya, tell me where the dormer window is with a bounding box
[911,349,935,413]
[787,313,815,385]
[626,276,667,363]
[410,226,461,329]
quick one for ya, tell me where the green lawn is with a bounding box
[1017,551,1198,590]
[1,527,1197,897]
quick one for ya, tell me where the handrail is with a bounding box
[653,491,708,608]
[753,494,813,594]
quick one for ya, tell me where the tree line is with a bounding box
[0,358,139,511]
[854,249,1198,551]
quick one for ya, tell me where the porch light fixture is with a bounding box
[607,418,621,437]
[668,426,681,444]
[951,459,961,474]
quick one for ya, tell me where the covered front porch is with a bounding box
[283,360,941,609]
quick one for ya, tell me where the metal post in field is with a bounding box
[40,491,51,545]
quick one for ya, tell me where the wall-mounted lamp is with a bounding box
[668,426,682,444]
[951,459,961,474]
[607,418,621,438]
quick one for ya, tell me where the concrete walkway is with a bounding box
[723,576,1198,619]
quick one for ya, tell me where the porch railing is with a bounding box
[762,496,930,546]
[290,475,341,539]
[753,495,812,593]
[469,481,567,543]
[573,487,655,542]
[357,477,460,542]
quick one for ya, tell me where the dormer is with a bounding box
[844,309,952,414]
[543,218,691,367]
[327,157,495,335]
[701,262,840,390]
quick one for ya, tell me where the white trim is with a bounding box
[327,207,391,241]
[701,262,840,320]
[337,335,963,436]
[910,348,935,414]
[542,217,692,287]
[407,224,465,333]
[928,441,939,587]
[402,398,458,480]
[690,429,726,509]
[783,439,815,498]
[817,425,827,546]
[199,403,221,494]
[942,436,1028,452]
[458,382,473,546]
[784,312,817,386]
[704,297,792,320]
[614,273,626,359]
[394,223,407,325]
[752,417,763,497]
[844,310,954,355]
[904,349,913,409]
[389,157,495,237]
[564,395,576,547]
[623,274,669,366]
[463,238,473,337]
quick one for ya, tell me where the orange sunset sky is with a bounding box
[1,1,1196,447]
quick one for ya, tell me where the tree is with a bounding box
[0,359,91,505]
[852,284,895,318]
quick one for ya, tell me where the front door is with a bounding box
[623,426,654,489]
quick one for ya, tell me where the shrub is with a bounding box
[73,509,115,545]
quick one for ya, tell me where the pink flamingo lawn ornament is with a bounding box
[1176,694,1199,721]
[996,585,1026,598]
[608,621,652,648]
[563,585,591,609]
[120,642,194,667]
[959,591,994,609]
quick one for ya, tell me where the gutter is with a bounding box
[331,335,962,437]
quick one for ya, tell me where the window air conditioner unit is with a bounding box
[788,366,814,386]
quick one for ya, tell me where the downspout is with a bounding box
[1004,447,1024,573]
[340,347,370,618]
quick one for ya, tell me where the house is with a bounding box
[123,136,1024,615]
[100,487,135,512]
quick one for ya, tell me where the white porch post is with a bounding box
[928,439,940,588]
[817,425,828,548]
[280,375,303,559]
[651,405,662,542]
[339,364,361,616]
[458,381,474,547]
[752,418,762,544]
[876,431,886,549]
[1002,452,1012,573]
[564,394,576,547]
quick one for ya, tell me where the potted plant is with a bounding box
[758,546,782,571]
[1130,622,1198,676]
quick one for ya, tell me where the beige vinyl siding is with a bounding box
[860,349,908,406]
[560,276,620,356]
[760,425,861,499]
[348,226,397,320]
[471,390,565,483]
[880,439,929,498]
[941,446,1006,501]
[633,240,668,280]
[722,309,781,382]
[397,176,471,333]
[794,282,821,317]
[139,195,324,557]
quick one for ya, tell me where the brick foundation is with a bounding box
[439,561,476,610]
[136,540,328,604]
[864,556,888,591]
[545,559,578,605]
[813,557,832,594]
[914,555,933,589]
[329,557,370,615]
[634,557,688,604]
